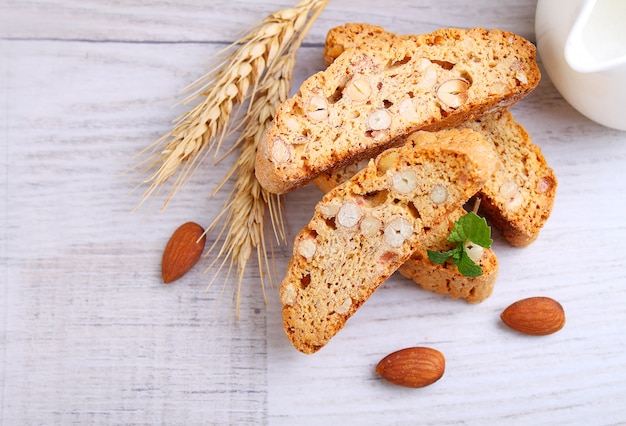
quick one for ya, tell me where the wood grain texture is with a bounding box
[3,0,626,424]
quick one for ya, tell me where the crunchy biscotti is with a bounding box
[255,26,540,194]
[315,167,498,303]
[396,207,498,303]
[460,111,557,246]
[280,129,498,354]
[323,25,556,245]
[315,110,556,247]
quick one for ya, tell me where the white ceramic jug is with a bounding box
[536,0,626,131]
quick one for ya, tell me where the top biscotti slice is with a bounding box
[255,26,539,194]
[280,128,498,354]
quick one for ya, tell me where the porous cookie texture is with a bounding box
[256,25,540,194]
[324,23,392,66]
[315,111,557,247]
[280,129,498,354]
[461,111,557,246]
[323,25,555,245]
[315,171,498,304]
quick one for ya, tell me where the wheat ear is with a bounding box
[205,0,330,313]
[203,48,307,317]
[132,0,329,211]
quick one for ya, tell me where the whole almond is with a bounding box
[500,296,565,335]
[161,222,206,283]
[376,347,445,388]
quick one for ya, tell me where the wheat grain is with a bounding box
[132,0,329,211]
[204,0,329,313]
[131,0,328,316]
[204,52,298,316]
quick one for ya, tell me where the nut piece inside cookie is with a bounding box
[345,76,373,102]
[536,176,555,194]
[391,170,418,194]
[320,199,342,218]
[281,283,297,306]
[297,237,317,260]
[360,215,382,237]
[515,71,528,85]
[270,138,291,164]
[368,109,392,130]
[464,240,484,262]
[399,98,420,123]
[377,150,399,173]
[429,184,449,204]
[306,95,329,121]
[334,298,352,315]
[418,62,439,89]
[384,216,413,247]
[436,78,470,109]
[337,202,362,228]
[499,180,523,210]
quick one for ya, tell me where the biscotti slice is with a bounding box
[280,128,498,354]
[324,25,555,245]
[460,110,557,246]
[255,26,540,194]
[314,165,498,303]
[315,110,557,247]
[397,207,498,303]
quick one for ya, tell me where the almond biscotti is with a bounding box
[396,207,499,303]
[255,26,540,194]
[280,128,498,354]
[460,111,557,246]
[323,24,556,246]
[315,167,498,303]
[315,110,557,247]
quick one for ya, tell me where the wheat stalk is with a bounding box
[131,0,329,315]
[204,33,313,316]
[132,0,329,211]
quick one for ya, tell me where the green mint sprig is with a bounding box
[427,211,493,278]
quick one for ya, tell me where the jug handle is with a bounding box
[565,0,626,73]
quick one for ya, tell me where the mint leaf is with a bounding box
[447,221,466,243]
[427,211,492,277]
[462,212,493,248]
[427,249,455,264]
[455,249,484,278]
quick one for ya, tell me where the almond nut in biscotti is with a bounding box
[429,184,449,204]
[296,236,317,260]
[306,95,329,121]
[500,296,566,335]
[337,201,362,228]
[376,347,445,388]
[391,170,418,194]
[360,215,382,237]
[368,108,392,130]
[269,138,292,165]
[161,222,206,283]
[345,76,373,102]
[499,179,523,210]
[376,150,399,173]
[436,78,470,110]
[384,216,413,247]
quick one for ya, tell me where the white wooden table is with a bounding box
[3,0,626,424]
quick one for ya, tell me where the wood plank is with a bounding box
[3,0,538,43]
